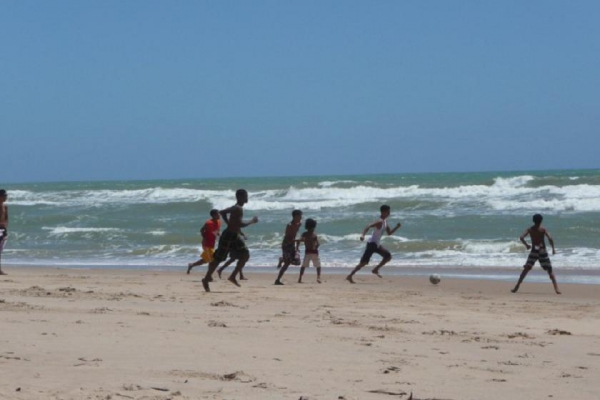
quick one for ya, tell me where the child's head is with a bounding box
[210,209,220,219]
[533,214,543,226]
[292,209,303,221]
[305,218,317,230]
[0,189,6,202]
[380,204,390,217]
[236,189,248,204]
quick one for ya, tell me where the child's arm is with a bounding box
[519,228,531,250]
[360,221,381,241]
[219,207,232,225]
[296,233,306,250]
[386,222,402,235]
[241,216,259,227]
[544,230,556,254]
[315,235,320,250]
[200,222,208,237]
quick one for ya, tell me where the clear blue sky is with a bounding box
[2,1,599,183]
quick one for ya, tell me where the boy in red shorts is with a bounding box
[187,209,221,274]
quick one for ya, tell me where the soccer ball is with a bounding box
[429,274,441,285]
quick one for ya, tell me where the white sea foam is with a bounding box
[318,180,357,187]
[10,176,600,213]
[42,227,122,235]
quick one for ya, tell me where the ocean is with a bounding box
[3,169,600,283]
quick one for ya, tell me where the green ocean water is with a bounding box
[2,169,599,282]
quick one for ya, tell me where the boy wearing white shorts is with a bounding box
[298,218,321,284]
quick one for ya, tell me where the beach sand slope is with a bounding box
[1,268,599,399]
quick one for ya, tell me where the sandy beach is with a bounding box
[1,267,599,400]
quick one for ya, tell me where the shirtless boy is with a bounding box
[346,205,401,283]
[274,209,303,285]
[201,189,258,292]
[0,189,8,275]
[511,214,561,294]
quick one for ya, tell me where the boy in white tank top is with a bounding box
[346,205,401,283]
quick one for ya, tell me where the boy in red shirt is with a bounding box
[187,209,221,274]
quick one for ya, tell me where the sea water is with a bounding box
[3,169,600,283]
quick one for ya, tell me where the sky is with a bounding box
[1,1,599,183]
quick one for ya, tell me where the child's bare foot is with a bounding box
[0,271,7,276]
[511,286,519,293]
[186,264,192,274]
[201,278,210,292]
[317,278,321,284]
[297,280,303,283]
[217,269,223,279]
[228,276,241,287]
[372,269,382,278]
[274,280,284,285]
[555,290,562,295]
[346,275,355,284]
[240,276,248,281]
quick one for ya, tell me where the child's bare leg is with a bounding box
[346,262,367,283]
[276,257,283,269]
[275,261,290,285]
[316,267,321,283]
[218,258,235,279]
[228,253,249,287]
[202,261,220,292]
[187,259,205,274]
[372,256,391,277]
[511,266,531,293]
[548,271,561,294]
[298,267,305,283]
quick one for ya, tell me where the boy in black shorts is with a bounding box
[201,189,259,292]
[346,205,401,283]
[511,214,561,294]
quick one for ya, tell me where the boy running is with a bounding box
[274,210,303,285]
[298,218,321,284]
[202,189,258,292]
[346,205,401,283]
[511,214,561,294]
[187,209,221,274]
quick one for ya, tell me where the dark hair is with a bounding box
[305,218,317,230]
[380,204,390,213]
[235,189,248,199]
[0,189,6,196]
[292,209,303,218]
[533,214,543,225]
[209,209,219,217]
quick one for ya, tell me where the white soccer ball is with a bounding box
[429,274,441,285]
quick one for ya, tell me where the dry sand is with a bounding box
[1,267,599,400]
